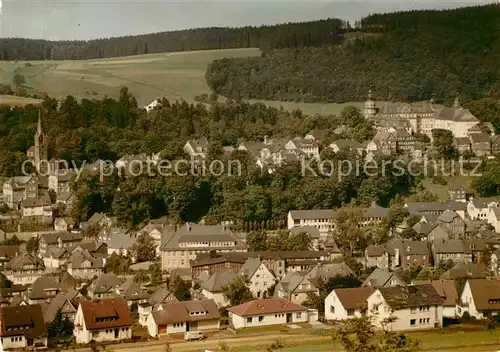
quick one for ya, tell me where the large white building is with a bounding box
[365,92,480,138]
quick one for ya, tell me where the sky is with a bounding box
[0,0,494,41]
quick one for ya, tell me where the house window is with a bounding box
[259,316,264,322]
[347,309,355,316]
[330,306,335,313]
[410,319,416,326]
[247,317,252,323]
[296,312,302,318]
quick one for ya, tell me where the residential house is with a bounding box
[363,269,405,288]
[116,280,149,307]
[87,273,122,299]
[388,239,430,269]
[284,137,320,159]
[0,304,48,349]
[26,277,60,304]
[4,254,45,285]
[0,246,20,269]
[56,191,75,210]
[367,284,443,331]
[239,258,277,299]
[491,135,500,154]
[80,212,117,232]
[425,224,450,242]
[73,298,133,344]
[329,139,363,155]
[39,232,83,257]
[458,279,500,319]
[440,262,489,280]
[146,299,220,337]
[405,202,452,216]
[138,287,179,326]
[66,250,104,280]
[432,239,472,266]
[467,197,500,220]
[325,286,374,321]
[43,293,77,324]
[287,209,336,239]
[437,210,465,238]
[2,175,38,210]
[470,133,491,156]
[184,137,209,159]
[21,196,52,224]
[430,280,458,318]
[365,245,390,270]
[228,298,317,329]
[144,99,160,112]
[160,224,247,270]
[491,249,500,275]
[48,170,75,194]
[43,247,71,268]
[137,222,175,256]
[200,268,237,307]
[54,217,75,232]
[453,137,471,154]
[448,185,466,203]
[487,207,500,233]
[107,232,136,258]
[274,272,318,305]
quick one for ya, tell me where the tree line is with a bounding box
[206,4,500,104]
[0,18,346,61]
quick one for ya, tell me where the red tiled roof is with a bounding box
[227,298,306,317]
[80,298,133,330]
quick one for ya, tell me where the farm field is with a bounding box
[0,94,42,106]
[0,48,362,115]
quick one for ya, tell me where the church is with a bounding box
[363,91,484,138]
[26,110,48,173]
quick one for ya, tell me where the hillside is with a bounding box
[0,18,345,61]
[206,4,500,104]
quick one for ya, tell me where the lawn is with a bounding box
[0,49,362,116]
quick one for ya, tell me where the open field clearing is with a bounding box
[0,49,361,115]
[0,94,42,106]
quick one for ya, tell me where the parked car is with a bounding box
[184,331,205,341]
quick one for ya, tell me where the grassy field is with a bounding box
[0,95,42,106]
[0,49,362,115]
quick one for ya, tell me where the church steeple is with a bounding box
[37,109,43,136]
[364,88,377,119]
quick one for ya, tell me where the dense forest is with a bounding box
[0,91,417,228]
[206,4,500,103]
[0,19,347,61]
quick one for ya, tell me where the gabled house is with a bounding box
[4,253,45,285]
[448,185,466,203]
[470,133,491,156]
[87,273,122,299]
[437,210,465,238]
[453,137,471,154]
[56,191,75,210]
[284,137,320,159]
[0,246,20,269]
[467,197,500,220]
[424,224,450,242]
[184,137,209,159]
[325,286,374,321]
[21,196,52,224]
[43,293,77,324]
[2,175,38,210]
[329,139,363,155]
[54,217,75,232]
[367,284,443,331]
[387,239,430,268]
[26,277,60,304]
[137,223,175,256]
[288,226,320,250]
[491,135,500,154]
[363,269,405,288]
[80,212,116,232]
[146,299,220,337]
[365,245,390,270]
[43,247,71,268]
[116,280,149,307]
[66,250,104,280]
[440,262,489,280]
[73,298,133,343]
[0,304,48,349]
[274,272,318,305]
[39,232,83,257]
[138,287,179,326]
[458,279,500,319]
[239,258,276,299]
[430,280,458,318]
[432,239,472,266]
[228,298,317,329]
[200,268,237,307]
[107,232,136,258]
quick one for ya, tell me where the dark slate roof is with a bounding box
[378,284,443,309]
[201,268,237,292]
[0,304,47,338]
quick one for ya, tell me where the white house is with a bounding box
[73,298,133,344]
[146,300,220,337]
[284,137,320,159]
[287,209,336,239]
[144,99,160,112]
[0,305,47,350]
[457,279,500,319]
[367,284,443,332]
[200,268,237,307]
[325,286,374,321]
[239,258,276,299]
[487,207,500,233]
[227,298,317,329]
[467,197,500,220]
